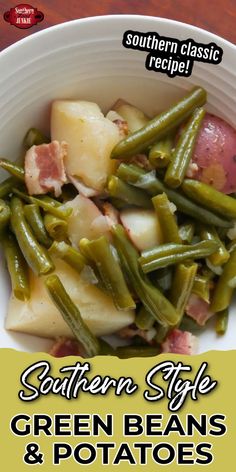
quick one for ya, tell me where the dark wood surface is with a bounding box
[0,0,236,51]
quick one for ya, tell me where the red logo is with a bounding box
[4,4,44,29]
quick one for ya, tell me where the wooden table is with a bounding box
[0,0,235,50]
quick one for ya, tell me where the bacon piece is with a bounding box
[162,329,198,355]
[25,140,67,197]
[186,293,215,326]
[49,337,84,358]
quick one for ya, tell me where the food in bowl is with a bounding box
[0,86,236,358]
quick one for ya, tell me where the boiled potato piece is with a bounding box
[51,100,120,192]
[63,194,110,247]
[112,99,149,132]
[120,208,163,251]
[6,260,135,339]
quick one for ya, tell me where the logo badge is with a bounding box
[4,3,44,29]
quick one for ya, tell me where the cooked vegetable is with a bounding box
[164,107,205,188]
[215,308,229,335]
[24,204,52,248]
[10,196,54,276]
[139,240,219,273]
[191,113,236,194]
[149,134,173,168]
[112,99,149,132]
[200,226,229,266]
[135,305,155,330]
[152,193,181,243]
[63,194,110,248]
[79,236,136,311]
[49,241,86,273]
[6,259,135,338]
[12,188,72,219]
[0,199,11,234]
[1,232,30,301]
[107,175,151,208]
[0,177,17,199]
[182,178,236,220]
[192,274,211,303]
[51,100,120,192]
[112,225,179,327]
[111,87,206,159]
[2,90,236,357]
[120,208,163,251]
[211,247,236,312]
[0,158,25,181]
[23,127,50,149]
[116,345,160,358]
[45,274,100,357]
[44,213,68,241]
[170,262,197,319]
[117,164,232,228]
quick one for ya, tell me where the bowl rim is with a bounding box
[1,14,235,59]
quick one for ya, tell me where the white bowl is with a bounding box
[0,15,236,353]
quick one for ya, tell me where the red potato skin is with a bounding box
[191,113,236,194]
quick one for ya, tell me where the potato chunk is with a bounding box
[6,260,135,339]
[51,100,120,192]
[120,208,163,251]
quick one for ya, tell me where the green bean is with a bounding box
[107,175,151,208]
[79,236,136,311]
[192,274,211,303]
[111,87,206,159]
[200,226,229,266]
[99,339,116,356]
[1,233,30,301]
[109,197,128,210]
[49,241,86,273]
[139,240,219,273]
[117,164,232,228]
[182,179,236,220]
[164,108,205,188]
[24,204,52,248]
[45,274,100,358]
[112,225,179,327]
[149,134,174,168]
[0,158,25,181]
[39,195,62,207]
[179,315,204,333]
[179,222,195,243]
[79,240,106,292]
[152,193,181,243]
[0,177,17,199]
[23,127,50,149]
[135,305,155,330]
[170,262,198,319]
[0,199,11,234]
[44,213,68,241]
[10,197,54,276]
[116,345,160,358]
[215,308,229,335]
[211,247,236,312]
[154,325,169,344]
[12,188,72,219]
